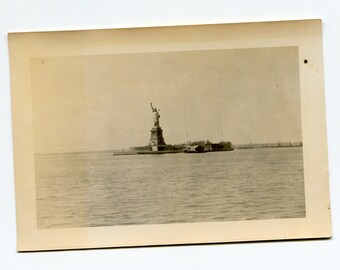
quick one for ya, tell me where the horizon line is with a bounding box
[35,141,303,155]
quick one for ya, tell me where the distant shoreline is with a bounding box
[35,142,303,156]
[234,142,302,149]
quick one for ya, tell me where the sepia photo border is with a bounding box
[8,19,331,251]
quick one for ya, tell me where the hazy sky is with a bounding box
[31,46,302,153]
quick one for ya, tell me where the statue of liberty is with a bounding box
[150,102,160,128]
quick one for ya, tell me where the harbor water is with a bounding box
[35,147,305,229]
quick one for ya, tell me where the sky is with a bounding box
[31,46,302,153]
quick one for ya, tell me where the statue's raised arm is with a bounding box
[150,102,160,127]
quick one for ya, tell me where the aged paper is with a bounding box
[9,19,331,251]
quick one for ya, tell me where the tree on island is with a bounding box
[189,140,207,146]
[218,141,233,150]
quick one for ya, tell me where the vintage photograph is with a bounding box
[9,20,331,250]
[31,47,305,229]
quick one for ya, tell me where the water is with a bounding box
[35,147,305,229]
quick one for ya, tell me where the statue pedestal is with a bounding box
[150,127,166,151]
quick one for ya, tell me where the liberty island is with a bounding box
[113,103,234,155]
